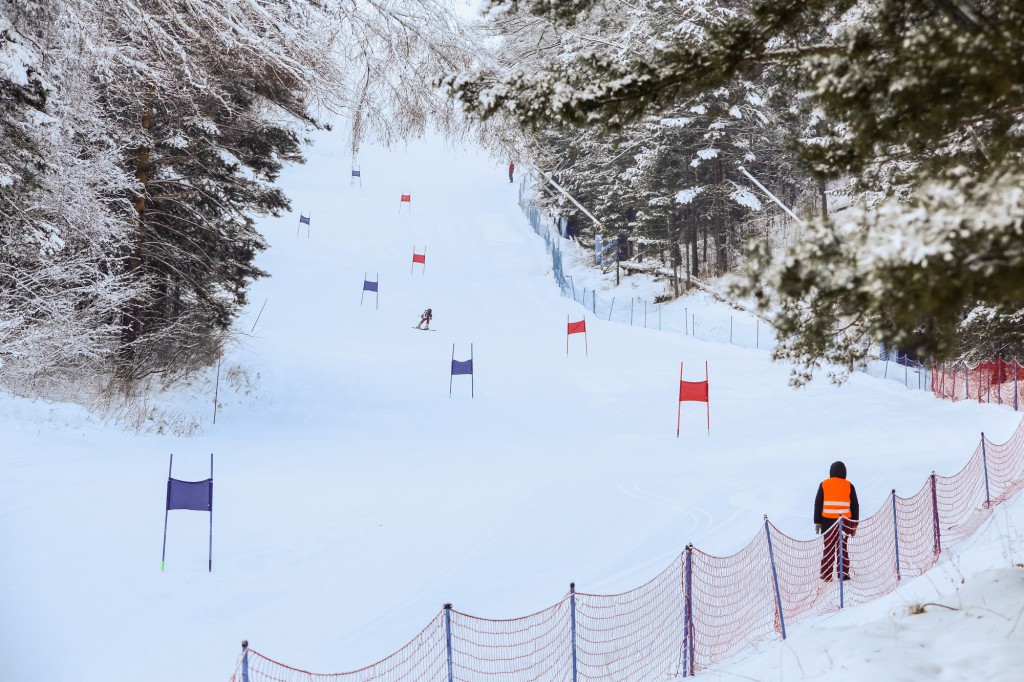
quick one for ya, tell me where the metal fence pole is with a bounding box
[930,472,941,557]
[685,308,688,335]
[981,433,991,509]
[570,583,579,682]
[684,544,695,676]
[891,491,901,582]
[444,604,454,682]
[609,297,615,321]
[241,641,249,682]
[763,517,786,639]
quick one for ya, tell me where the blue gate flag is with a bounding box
[363,279,378,292]
[352,170,361,177]
[161,453,214,572]
[450,344,474,398]
[299,214,310,225]
[167,478,212,511]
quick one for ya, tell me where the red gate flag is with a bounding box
[411,246,426,274]
[677,361,710,437]
[567,316,588,356]
[399,193,411,213]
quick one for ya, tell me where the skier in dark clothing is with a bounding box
[508,162,515,183]
[814,460,860,581]
[415,308,433,330]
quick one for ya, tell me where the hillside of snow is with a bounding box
[1,130,1022,681]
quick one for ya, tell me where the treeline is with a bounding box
[449,0,1024,381]
[485,2,822,291]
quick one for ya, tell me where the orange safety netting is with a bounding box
[232,420,1024,681]
[933,356,1024,408]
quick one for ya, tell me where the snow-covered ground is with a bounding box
[1,130,1022,682]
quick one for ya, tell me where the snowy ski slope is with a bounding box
[0,131,1022,681]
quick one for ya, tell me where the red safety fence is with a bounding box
[231,419,1024,681]
[933,356,1024,408]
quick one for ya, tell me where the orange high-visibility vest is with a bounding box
[821,477,852,519]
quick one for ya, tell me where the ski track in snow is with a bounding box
[0,130,1022,681]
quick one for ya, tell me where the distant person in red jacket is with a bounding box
[814,460,860,581]
[508,162,515,183]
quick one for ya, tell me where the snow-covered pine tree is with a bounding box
[451,0,1024,379]
[464,1,810,295]
[0,3,139,395]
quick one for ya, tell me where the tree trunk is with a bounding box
[118,101,153,377]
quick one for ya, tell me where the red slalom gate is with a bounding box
[567,316,587,356]
[232,420,1024,681]
[677,361,710,437]
[411,246,426,274]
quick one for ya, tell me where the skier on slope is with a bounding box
[508,162,515,183]
[415,308,433,330]
[814,460,860,581]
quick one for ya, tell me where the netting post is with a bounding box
[763,517,786,639]
[684,544,695,676]
[930,472,941,557]
[592,291,596,315]
[685,307,688,335]
[569,583,579,682]
[659,305,662,331]
[1016,358,1020,410]
[981,433,991,509]
[965,363,970,400]
[756,319,759,348]
[609,297,615,321]
[890,490,901,582]
[241,640,249,682]
[730,316,733,343]
[838,519,845,609]
[630,298,634,325]
[998,356,1003,405]
[444,604,454,682]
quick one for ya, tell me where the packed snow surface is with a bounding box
[1,131,1023,681]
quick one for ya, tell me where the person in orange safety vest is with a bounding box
[814,460,860,581]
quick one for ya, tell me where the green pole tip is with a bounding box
[161,561,165,571]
